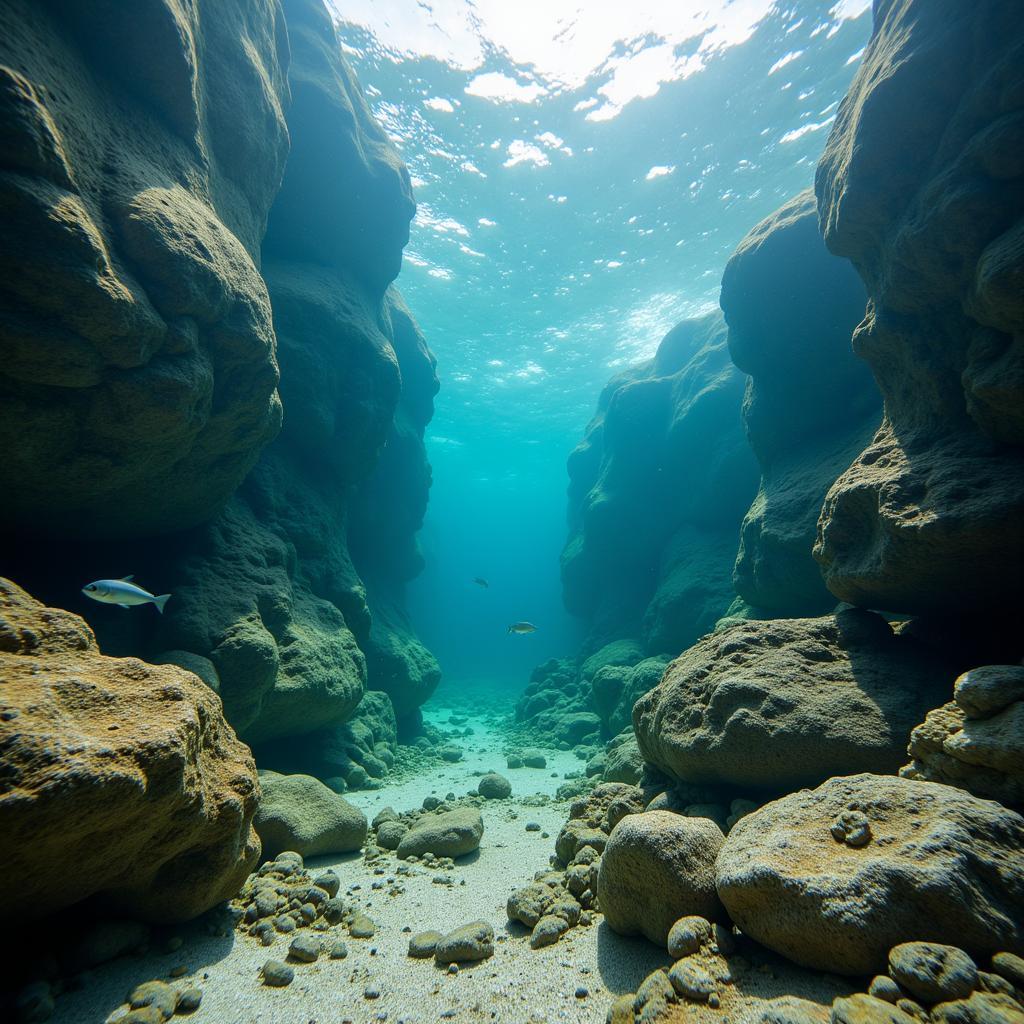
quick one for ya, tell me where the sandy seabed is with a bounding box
[53,698,848,1024]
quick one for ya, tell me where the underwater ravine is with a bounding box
[1,1,1022,1023]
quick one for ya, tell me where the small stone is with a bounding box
[507,755,524,769]
[478,773,513,799]
[434,921,495,964]
[830,809,872,847]
[526,822,541,832]
[668,958,716,1002]
[323,897,346,924]
[313,871,341,898]
[409,931,443,958]
[448,963,459,975]
[330,940,349,960]
[128,980,177,1019]
[530,915,570,949]
[273,915,296,934]
[350,913,377,938]
[992,952,1024,990]
[895,999,927,1020]
[261,960,294,987]
[608,994,634,1024]
[708,992,721,1009]
[576,987,589,999]
[868,976,904,1004]
[175,988,202,1014]
[976,970,1016,997]
[288,933,321,963]
[888,943,978,1003]
[423,796,441,811]
[365,985,381,999]
[667,916,713,959]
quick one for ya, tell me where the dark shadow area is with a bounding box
[595,921,671,995]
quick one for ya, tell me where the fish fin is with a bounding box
[119,574,135,582]
[153,594,171,614]
[117,603,131,610]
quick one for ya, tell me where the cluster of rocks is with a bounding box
[506,784,642,949]
[232,851,374,966]
[901,665,1024,807]
[829,943,1024,1024]
[99,980,203,1023]
[368,801,485,861]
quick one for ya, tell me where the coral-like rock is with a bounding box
[0,579,260,922]
[715,773,1024,975]
[901,665,1024,806]
[720,189,878,616]
[0,0,289,539]
[813,0,1024,614]
[634,609,955,791]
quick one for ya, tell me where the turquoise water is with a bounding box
[332,2,873,689]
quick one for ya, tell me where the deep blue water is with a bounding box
[331,2,873,689]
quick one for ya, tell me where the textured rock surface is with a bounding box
[901,665,1024,806]
[716,774,1024,974]
[254,772,367,860]
[0,0,289,539]
[561,313,758,657]
[144,0,438,743]
[720,189,879,616]
[598,810,726,945]
[0,579,260,921]
[813,0,1024,614]
[396,807,484,859]
[634,609,955,791]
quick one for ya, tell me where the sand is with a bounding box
[52,697,850,1024]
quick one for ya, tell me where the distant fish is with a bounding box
[472,577,489,589]
[507,621,537,635]
[82,576,171,613]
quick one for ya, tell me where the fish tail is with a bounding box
[153,594,172,614]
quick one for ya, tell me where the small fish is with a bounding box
[472,577,489,588]
[82,576,171,613]
[507,621,537,635]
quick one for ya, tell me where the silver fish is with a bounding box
[82,576,171,613]
[507,621,537,635]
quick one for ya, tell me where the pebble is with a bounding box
[330,940,349,960]
[869,975,904,1004]
[288,933,321,963]
[667,916,712,959]
[365,985,382,999]
[175,988,202,1014]
[575,987,588,999]
[992,952,1024,990]
[888,943,978,1003]
[261,960,294,987]
[448,964,460,975]
[668,959,716,1002]
[526,822,541,832]
[350,913,377,938]
[128,979,177,1018]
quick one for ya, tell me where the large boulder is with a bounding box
[598,810,726,945]
[396,807,484,859]
[0,0,289,540]
[813,0,1024,615]
[254,772,367,860]
[0,579,260,922]
[634,609,955,792]
[561,313,758,657]
[715,773,1024,975]
[720,189,879,617]
[901,665,1024,806]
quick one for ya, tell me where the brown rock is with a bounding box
[0,579,260,921]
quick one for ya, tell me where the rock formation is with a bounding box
[633,608,957,793]
[562,313,758,658]
[0,0,441,757]
[0,579,260,922]
[715,773,1024,974]
[901,665,1024,806]
[720,189,879,616]
[0,0,289,539]
[813,0,1024,614]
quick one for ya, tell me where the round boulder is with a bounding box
[254,773,367,860]
[478,773,512,800]
[396,807,484,859]
[715,774,1024,975]
[598,811,726,945]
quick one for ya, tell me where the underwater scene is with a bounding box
[0,0,1022,1022]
